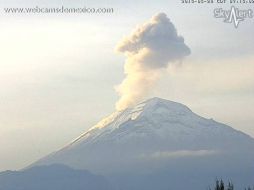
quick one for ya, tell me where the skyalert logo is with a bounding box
[214,6,253,28]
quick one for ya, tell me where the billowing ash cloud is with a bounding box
[115,13,191,110]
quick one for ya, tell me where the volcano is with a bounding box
[30,97,254,189]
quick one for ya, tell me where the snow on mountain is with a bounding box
[31,97,254,174]
[64,97,251,152]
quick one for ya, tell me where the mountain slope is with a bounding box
[0,164,113,190]
[30,97,254,189]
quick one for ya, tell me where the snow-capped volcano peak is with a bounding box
[31,97,254,175]
[68,97,193,146]
[133,97,192,117]
[97,97,192,129]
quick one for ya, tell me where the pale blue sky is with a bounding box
[0,0,253,171]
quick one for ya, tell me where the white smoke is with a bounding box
[115,13,190,110]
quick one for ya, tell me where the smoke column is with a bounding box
[115,13,191,110]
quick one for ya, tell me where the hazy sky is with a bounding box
[0,0,253,171]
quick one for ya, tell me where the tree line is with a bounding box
[209,179,254,190]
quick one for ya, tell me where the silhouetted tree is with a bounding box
[227,182,234,190]
[212,179,233,190]
[220,179,225,190]
[215,179,220,190]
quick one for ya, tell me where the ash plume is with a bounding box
[115,13,190,110]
